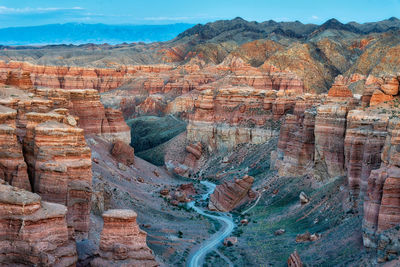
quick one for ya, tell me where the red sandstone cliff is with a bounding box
[0,105,31,191]
[91,209,158,267]
[363,119,400,260]
[0,89,93,238]
[0,183,77,266]
[0,60,172,93]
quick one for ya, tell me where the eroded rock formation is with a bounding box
[68,89,131,143]
[209,175,256,212]
[273,96,321,176]
[91,209,158,267]
[345,109,390,200]
[0,60,172,93]
[0,105,31,190]
[111,140,135,166]
[187,86,296,152]
[0,88,93,238]
[28,120,92,236]
[0,183,77,266]
[363,119,400,261]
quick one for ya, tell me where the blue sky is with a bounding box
[0,0,399,28]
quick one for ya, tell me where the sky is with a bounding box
[0,0,399,28]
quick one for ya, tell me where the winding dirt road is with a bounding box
[187,181,235,267]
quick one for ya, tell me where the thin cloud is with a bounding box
[311,15,319,20]
[0,6,84,14]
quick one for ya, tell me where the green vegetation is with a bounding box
[127,115,187,165]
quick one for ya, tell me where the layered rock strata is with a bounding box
[37,89,129,140]
[0,105,30,190]
[104,108,131,144]
[345,109,390,200]
[209,175,256,212]
[29,120,92,236]
[314,97,359,179]
[68,89,131,143]
[0,93,93,238]
[172,142,203,177]
[187,86,296,152]
[363,119,400,260]
[0,183,77,266]
[287,251,303,267]
[273,96,321,176]
[0,60,172,93]
[91,209,158,267]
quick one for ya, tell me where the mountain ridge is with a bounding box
[0,17,399,46]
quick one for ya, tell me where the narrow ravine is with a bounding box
[187,181,235,267]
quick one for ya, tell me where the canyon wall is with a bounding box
[0,105,31,191]
[35,88,131,144]
[363,118,400,262]
[0,78,154,265]
[186,86,297,152]
[272,95,321,177]
[273,73,400,263]
[0,97,93,238]
[0,60,172,93]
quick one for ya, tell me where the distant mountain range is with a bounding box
[0,17,399,46]
[176,17,400,43]
[0,23,194,45]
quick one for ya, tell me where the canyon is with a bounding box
[1,17,400,266]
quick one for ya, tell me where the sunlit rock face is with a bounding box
[28,120,92,237]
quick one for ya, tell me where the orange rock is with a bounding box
[381,75,399,96]
[370,89,393,106]
[5,71,33,90]
[111,140,135,166]
[0,105,31,190]
[327,75,353,98]
[0,183,77,266]
[209,175,255,212]
[0,60,173,93]
[92,209,158,267]
[104,108,131,144]
[29,121,92,237]
[136,94,167,116]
